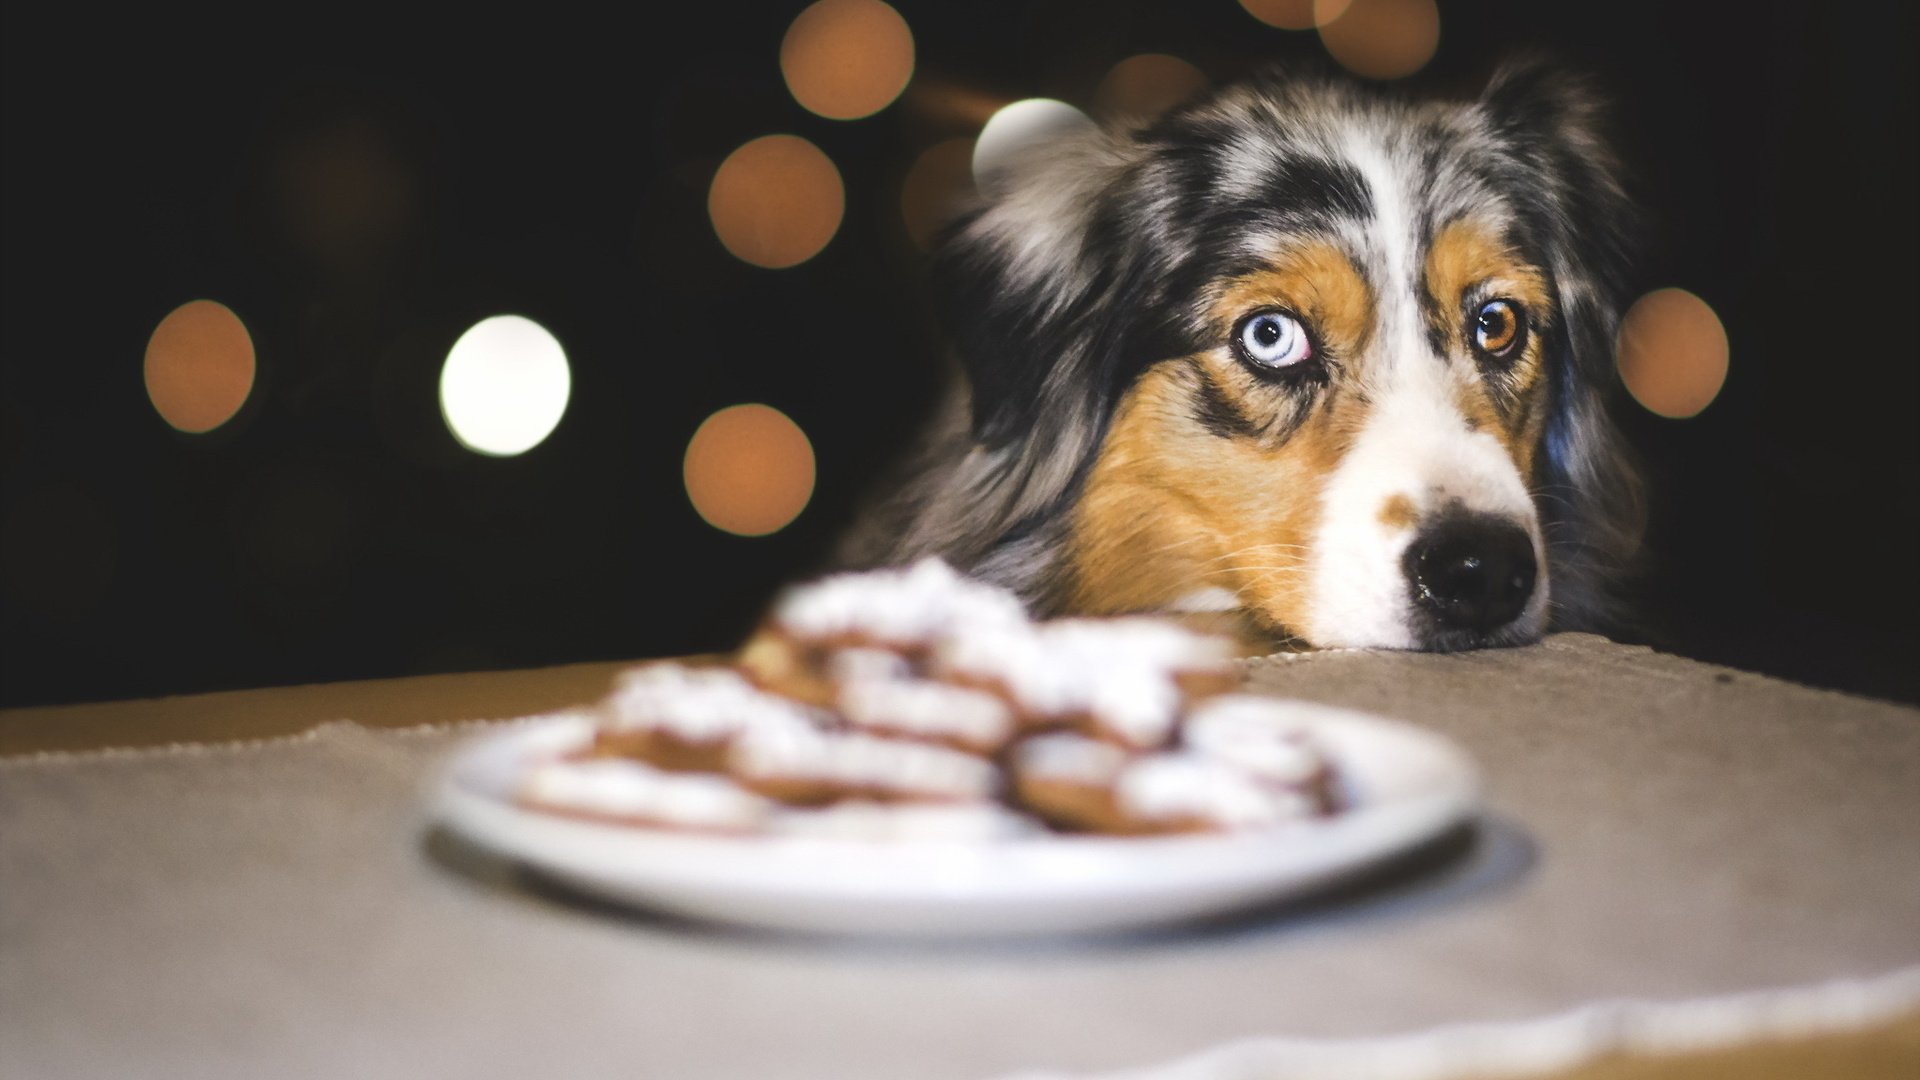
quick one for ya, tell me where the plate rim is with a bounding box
[427,702,1480,936]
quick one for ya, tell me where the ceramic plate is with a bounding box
[429,702,1478,938]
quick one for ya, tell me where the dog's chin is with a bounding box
[1405,618,1545,653]
[1230,598,1548,653]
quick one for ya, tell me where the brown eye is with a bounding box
[1472,299,1525,358]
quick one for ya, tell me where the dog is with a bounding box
[843,60,1643,652]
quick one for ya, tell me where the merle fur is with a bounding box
[840,60,1644,637]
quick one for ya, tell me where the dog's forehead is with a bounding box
[1154,85,1525,281]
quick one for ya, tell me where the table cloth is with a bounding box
[3,634,1916,1079]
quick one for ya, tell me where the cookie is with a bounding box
[834,672,1016,755]
[935,617,1239,750]
[517,756,773,833]
[1008,733,1135,833]
[739,559,1028,703]
[729,711,1000,807]
[516,563,1344,844]
[594,663,830,773]
[1182,696,1342,813]
[1011,731,1321,835]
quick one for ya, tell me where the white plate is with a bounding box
[429,703,1479,938]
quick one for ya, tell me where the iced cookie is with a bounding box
[729,710,1000,807]
[518,756,773,833]
[738,559,1028,705]
[1011,731,1322,835]
[1182,695,1341,812]
[936,617,1239,750]
[593,663,830,772]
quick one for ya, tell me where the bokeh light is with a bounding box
[901,137,978,251]
[439,315,571,456]
[1317,0,1439,80]
[1240,0,1351,30]
[781,0,915,120]
[972,99,1094,194]
[1616,288,1730,419]
[708,135,845,269]
[144,299,256,434]
[684,404,817,537]
[1095,54,1209,121]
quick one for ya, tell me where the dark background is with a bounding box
[5,1,1917,709]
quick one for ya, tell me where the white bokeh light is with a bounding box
[971,98,1094,195]
[439,315,571,456]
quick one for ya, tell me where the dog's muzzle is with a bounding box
[1402,512,1537,640]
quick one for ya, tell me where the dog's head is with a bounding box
[933,61,1642,650]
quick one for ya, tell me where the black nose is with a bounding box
[1403,515,1537,635]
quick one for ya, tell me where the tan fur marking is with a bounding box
[1069,241,1377,637]
[1425,220,1554,478]
[1214,242,1375,362]
[1378,493,1417,530]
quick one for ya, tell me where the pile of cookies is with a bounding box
[517,559,1341,841]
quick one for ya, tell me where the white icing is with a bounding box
[1044,617,1236,670]
[1013,733,1130,785]
[770,800,1039,842]
[836,678,1013,747]
[935,617,1231,747]
[1183,696,1326,785]
[603,663,820,742]
[772,558,1028,645]
[731,718,997,800]
[1118,754,1315,829]
[827,647,914,684]
[521,758,770,829]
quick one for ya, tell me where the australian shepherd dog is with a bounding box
[845,61,1643,652]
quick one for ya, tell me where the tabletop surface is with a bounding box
[3,634,1918,1080]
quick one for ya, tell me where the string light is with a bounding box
[1239,0,1350,30]
[1616,288,1730,419]
[709,135,844,269]
[1095,54,1209,120]
[972,99,1093,195]
[1317,0,1440,81]
[438,315,572,456]
[683,404,817,537]
[144,299,256,434]
[781,0,915,120]
[901,137,977,251]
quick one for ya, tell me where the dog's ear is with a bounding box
[928,130,1185,526]
[1479,59,1646,631]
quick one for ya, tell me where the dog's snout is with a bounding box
[1404,515,1537,636]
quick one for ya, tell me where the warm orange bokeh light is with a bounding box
[901,137,977,251]
[1095,54,1209,120]
[781,0,915,120]
[708,135,845,269]
[1616,288,1730,419]
[684,404,817,537]
[1318,0,1439,80]
[1240,0,1350,29]
[144,299,256,434]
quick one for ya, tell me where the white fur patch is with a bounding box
[1305,371,1547,647]
[1301,128,1550,648]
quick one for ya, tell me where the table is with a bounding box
[3,634,1917,1079]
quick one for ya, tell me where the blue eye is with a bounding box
[1233,310,1312,370]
